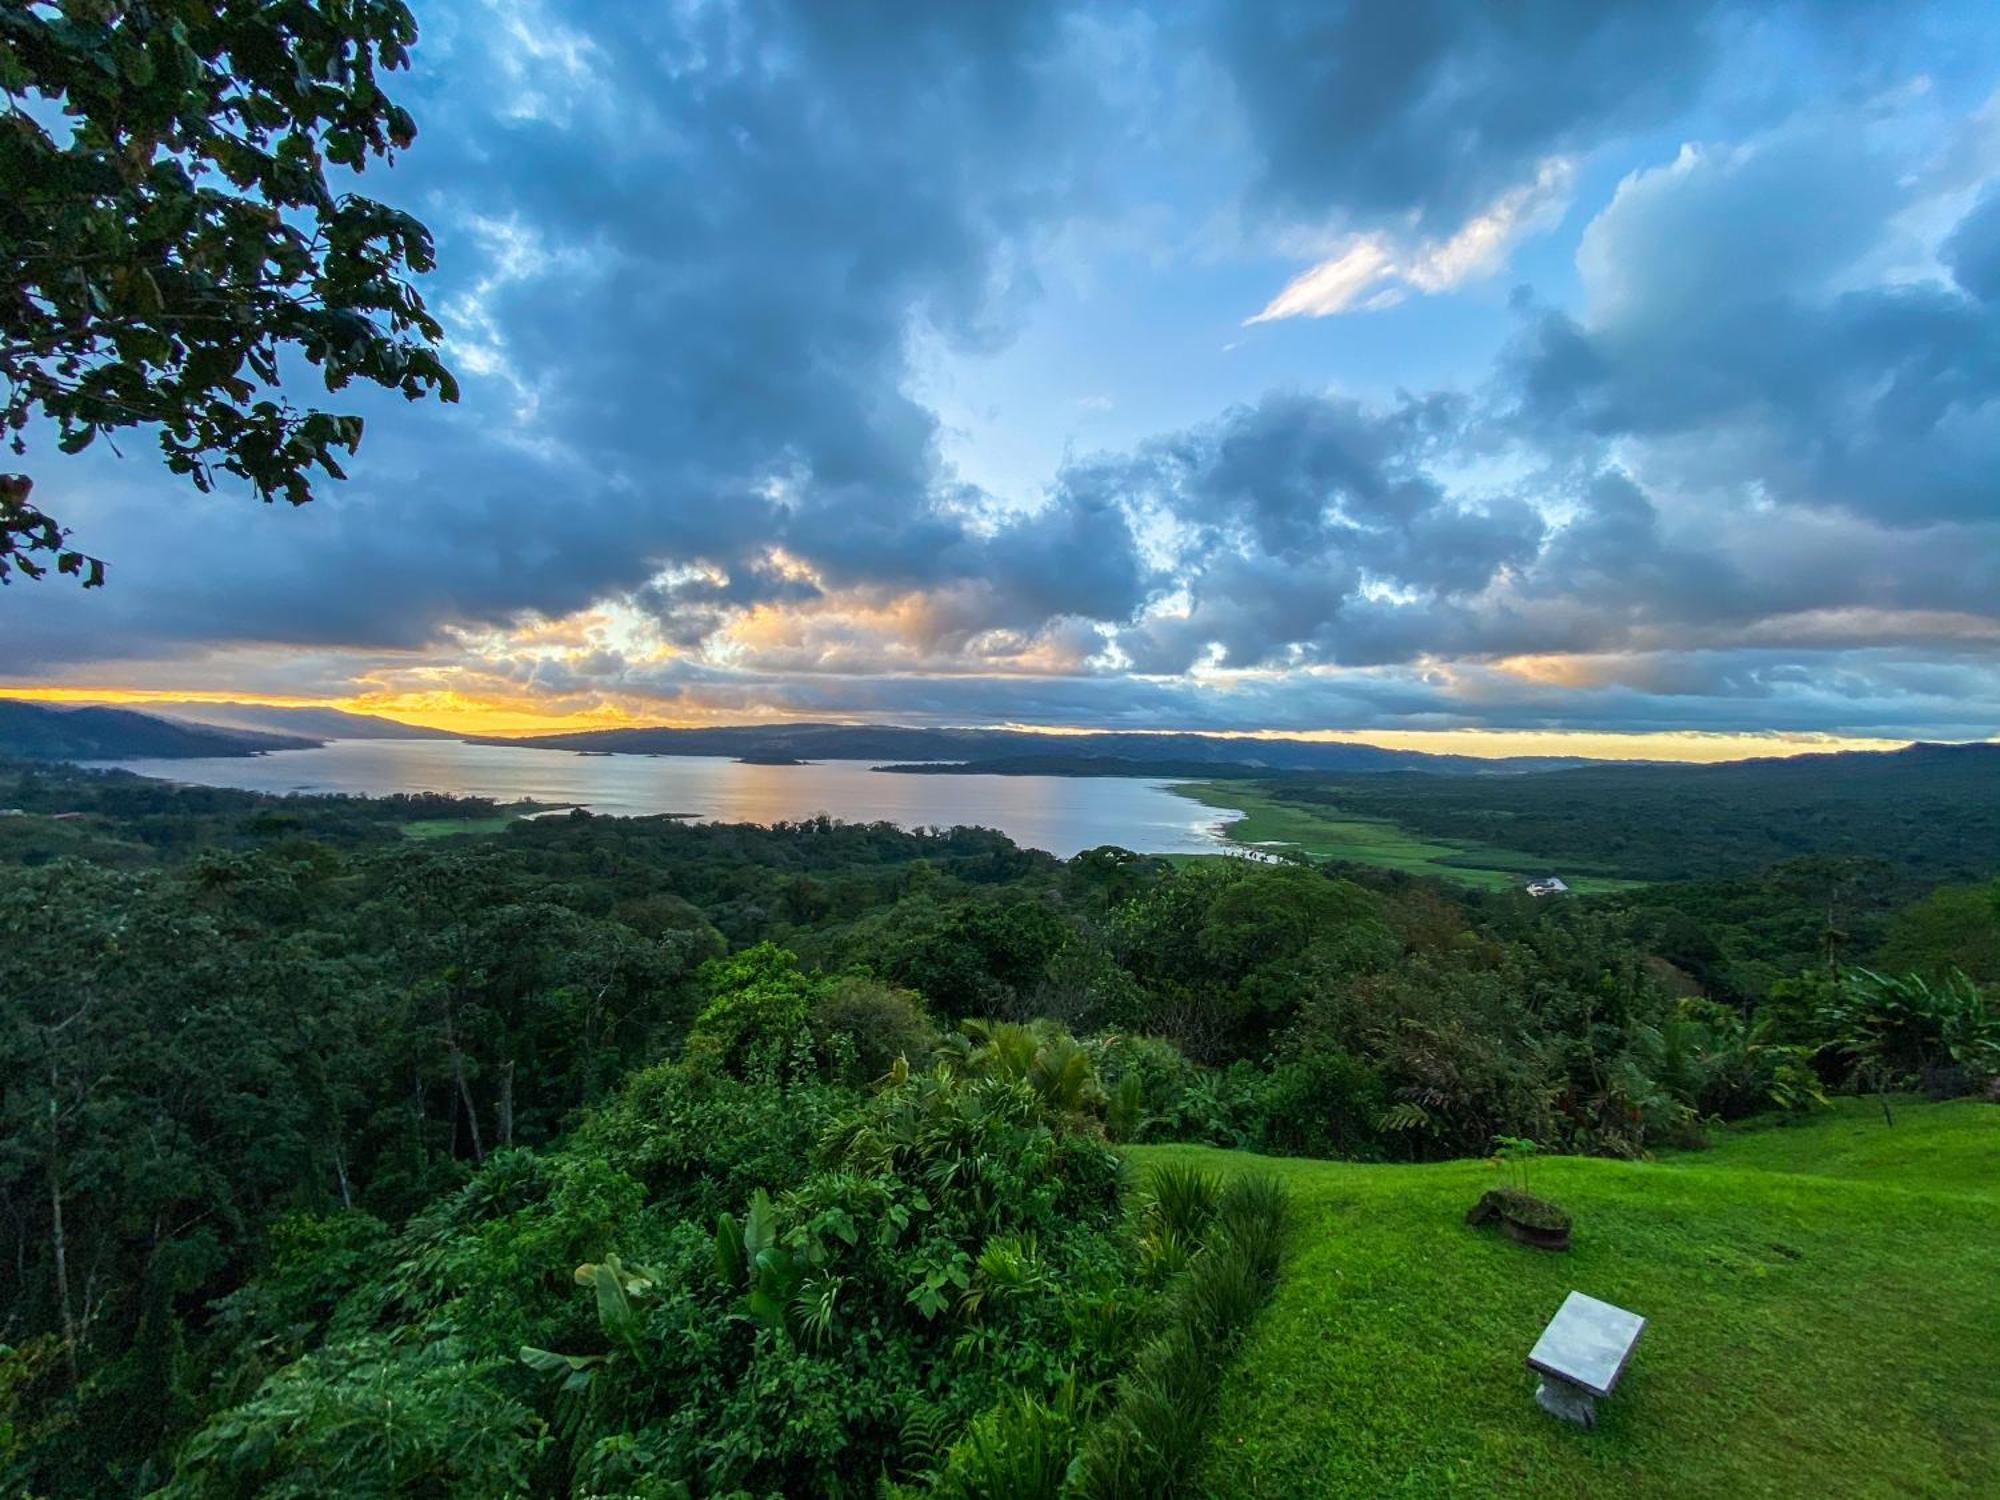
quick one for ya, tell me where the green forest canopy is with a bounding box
[0,757,1995,1495]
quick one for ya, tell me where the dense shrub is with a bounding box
[567,1060,844,1221]
[157,1038,1144,1499]
[685,940,818,1075]
[157,1336,543,1500]
[811,975,942,1083]
[1067,1170,1288,1500]
[1248,1046,1387,1159]
[916,1166,1289,1500]
[1815,968,2000,1099]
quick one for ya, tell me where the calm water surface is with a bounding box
[95,739,1242,858]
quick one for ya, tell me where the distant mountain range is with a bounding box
[0,701,317,760]
[136,701,455,741]
[475,722,1600,774]
[7,699,1984,791]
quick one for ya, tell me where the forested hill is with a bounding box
[1246,740,2000,883]
[0,700,317,760]
[476,721,1594,773]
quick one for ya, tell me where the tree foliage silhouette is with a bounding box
[0,0,455,586]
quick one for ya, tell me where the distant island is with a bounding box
[874,755,1274,778]
[736,753,812,765]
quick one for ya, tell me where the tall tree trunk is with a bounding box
[331,1136,353,1211]
[496,1060,515,1149]
[443,994,485,1162]
[45,1070,79,1385]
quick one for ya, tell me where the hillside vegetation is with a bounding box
[1,760,1995,1496]
[1182,742,2000,885]
[1147,1098,1999,1498]
[1171,780,1639,892]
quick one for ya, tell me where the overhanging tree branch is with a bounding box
[0,0,456,586]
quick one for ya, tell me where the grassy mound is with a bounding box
[1130,1098,1999,1498]
[1661,1095,1998,1202]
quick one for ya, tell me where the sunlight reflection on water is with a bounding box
[93,740,1244,858]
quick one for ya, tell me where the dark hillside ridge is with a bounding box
[873,752,1601,777]
[135,701,455,740]
[0,700,317,760]
[475,722,1598,774]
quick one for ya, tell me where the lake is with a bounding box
[92,739,1244,859]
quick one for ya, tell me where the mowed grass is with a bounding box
[1663,1095,1999,1202]
[1130,1098,1999,1498]
[1171,780,1640,892]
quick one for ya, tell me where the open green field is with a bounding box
[1131,1097,2000,1498]
[1659,1095,1999,1201]
[399,813,524,840]
[1172,780,1640,892]
[398,802,578,840]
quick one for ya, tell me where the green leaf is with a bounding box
[743,1188,777,1259]
[745,1288,787,1329]
[590,1262,633,1337]
[519,1346,605,1376]
[714,1211,745,1287]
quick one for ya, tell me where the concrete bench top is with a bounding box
[1527,1291,1646,1399]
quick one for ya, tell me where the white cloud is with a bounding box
[1247,158,1574,323]
[1246,237,1398,323]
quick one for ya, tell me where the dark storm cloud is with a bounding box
[1203,1,1961,234]
[1506,122,2000,527]
[598,646,2000,741]
[1183,391,1463,550]
[1104,389,1550,673]
[7,0,1129,666]
[1945,187,2000,302]
[5,0,1996,746]
[972,262,1996,681]
[1206,0,1727,230]
[966,481,1157,632]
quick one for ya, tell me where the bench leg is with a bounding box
[1535,1375,1597,1429]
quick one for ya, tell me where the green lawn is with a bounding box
[1662,1095,1999,1202]
[399,815,523,840]
[1171,780,1640,892]
[1131,1098,1999,1498]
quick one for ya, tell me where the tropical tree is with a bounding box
[1816,968,2000,1121]
[961,1018,1106,1122]
[0,0,455,585]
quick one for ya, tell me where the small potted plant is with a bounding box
[1465,1136,1572,1251]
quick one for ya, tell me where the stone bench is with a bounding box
[1526,1290,1646,1429]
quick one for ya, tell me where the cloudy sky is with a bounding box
[7,0,2000,754]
